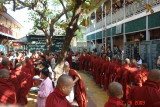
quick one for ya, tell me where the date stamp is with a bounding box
[116,100,145,106]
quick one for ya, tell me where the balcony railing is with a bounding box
[86,0,160,34]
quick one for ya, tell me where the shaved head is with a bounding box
[131,59,137,65]
[148,69,160,82]
[2,57,9,66]
[108,82,123,98]
[57,74,73,96]
[0,69,10,79]
[25,57,30,61]
[124,58,130,65]
[57,74,73,87]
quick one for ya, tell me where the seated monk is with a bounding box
[129,69,160,107]
[0,69,16,104]
[104,82,124,107]
[46,74,73,107]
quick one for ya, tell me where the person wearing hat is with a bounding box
[37,68,54,107]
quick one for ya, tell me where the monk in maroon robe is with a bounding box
[94,56,100,82]
[118,58,131,104]
[10,63,29,105]
[19,57,36,105]
[95,56,104,85]
[135,63,149,87]
[78,54,83,71]
[104,82,124,107]
[108,58,117,85]
[64,62,88,107]
[66,52,72,69]
[0,69,16,105]
[129,69,160,107]
[103,57,111,90]
[46,74,73,107]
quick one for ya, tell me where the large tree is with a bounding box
[1,0,153,78]
[1,0,98,78]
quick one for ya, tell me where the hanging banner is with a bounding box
[0,25,12,35]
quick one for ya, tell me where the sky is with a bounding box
[6,6,34,34]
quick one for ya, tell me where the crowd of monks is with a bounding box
[0,51,88,107]
[0,49,160,107]
[75,50,160,107]
[0,56,36,106]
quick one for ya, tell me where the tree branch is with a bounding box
[16,0,48,22]
[59,0,68,19]
[51,8,69,24]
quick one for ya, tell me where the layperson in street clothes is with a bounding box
[46,74,73,107]
[129,69,160,107]
[63,61,88,107]
[37,68,54,107]
[0,69,16,105]
[104,82,124,107]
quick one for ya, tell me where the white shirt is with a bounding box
[64,71,74,103]
[48,66,54,79]
[137,59,142,65]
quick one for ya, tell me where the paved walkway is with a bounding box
[27,71,108,107]
[79,71,108,107]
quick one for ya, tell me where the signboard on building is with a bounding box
[52,36,65,52]
[27,35,64,53]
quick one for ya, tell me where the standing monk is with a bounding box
[129,69,160,107]
[63,62,88,107]
[46,74,73,107]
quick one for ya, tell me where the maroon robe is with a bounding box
[69,69,88,107]
[78,55,83,70]
[129,80,160,107]
[108,62,116,84]
[0,79,16,104]
[135,69,149,87]
[104,96,124,107]
[67,53,72,68]
[46,87,72,107]
[94,57,100,82]
[103,61,110,90]
[0,63,10,71]
[10,68,29,105]
[118,64,131,103]
[95,58,104,85]
[17,62,35,105]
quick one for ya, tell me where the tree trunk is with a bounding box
[53,28,74,79]
[45,28,54,54]
[53,0,84,79]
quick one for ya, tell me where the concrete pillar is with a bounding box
[101,3,104,45]
[94,10,97,47]
[110,0,113,51]
[146,0,150,41]
[104,5,107,50]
